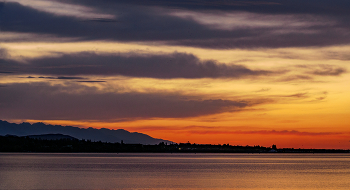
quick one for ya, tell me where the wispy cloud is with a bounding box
[283,92,308,99]
[255,88,271,92]
[76,81,106,83]
[276,75,314,82]
[6,0,115,19]
[169,11,332,31]
[308,65,347,76]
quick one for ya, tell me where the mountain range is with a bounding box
[25,134,78,141]
[0,120,173,144]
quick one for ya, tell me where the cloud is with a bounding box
[0,52,19,73]
[56,76,86,80]
[54,77,106,82]
[7,0,115,19]
[76,81,106,83]
[0,71,13,74]
[0,48,7,58]
[276,75,314,82]
[169,11,331,31]
[71,0,350,16]
[1,1,350,48]
[255,88,271,92]
[0,2,213,42]
[283,93,308,98]
[309,65,347,76]
[0,82,254,121]
[293,64,347,77]
[320,51,350,61]
[35,76,90,80]
[0,52,276,79]
[315,97,326,101]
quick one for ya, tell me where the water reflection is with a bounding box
[1,153,349,189]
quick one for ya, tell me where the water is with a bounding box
[1,153,350,190]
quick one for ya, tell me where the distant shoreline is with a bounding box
[1,135,349,153]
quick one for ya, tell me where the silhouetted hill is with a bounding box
[0,120,173,144]
[27,134,78,140]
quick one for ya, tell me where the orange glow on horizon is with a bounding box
[13,118,350,150]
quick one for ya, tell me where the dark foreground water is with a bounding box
[1,153,350,190]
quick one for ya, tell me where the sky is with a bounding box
[0,0,349,149]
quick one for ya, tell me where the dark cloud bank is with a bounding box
[0,52,273,79]
[1,1,350,48]
[92,0,350,15]
[1,52,345,80]
[0,82,252,121]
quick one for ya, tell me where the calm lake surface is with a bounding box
[1,153,350,190]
